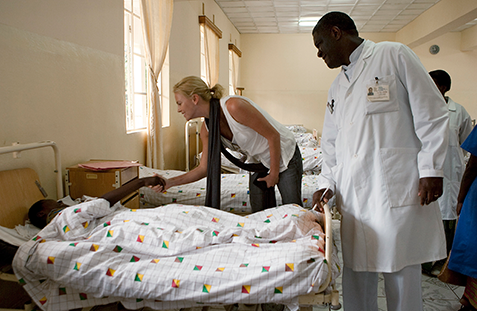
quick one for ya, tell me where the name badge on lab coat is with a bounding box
[366,78,390,102]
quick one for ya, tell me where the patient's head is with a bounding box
[173,76,225,102]
[28,199,67,229]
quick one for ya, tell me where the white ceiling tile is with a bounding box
[351,5,381,13]
[328,5,355,11]
[216,2,247,8]
[253,18,278,23]
[226,12,254,18]
[244,1,273,6]
[251,12,277,17]
[276,17,298,22]
[222,7,249,13]
[400,8,427,15]
[356,0,386,4]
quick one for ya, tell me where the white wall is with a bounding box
[0,0,146,200]
[164,0,241,169]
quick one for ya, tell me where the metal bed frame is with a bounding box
[185,118,202,172]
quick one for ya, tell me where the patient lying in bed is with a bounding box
[13,200,338,311]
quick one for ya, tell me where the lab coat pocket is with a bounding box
[380,148,420,208]
[365,75,399,115]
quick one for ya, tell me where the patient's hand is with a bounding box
[148,174,169,193]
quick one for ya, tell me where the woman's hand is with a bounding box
[257,172,279,188]
[148,174,169,193]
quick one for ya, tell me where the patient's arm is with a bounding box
[101,176,165,207]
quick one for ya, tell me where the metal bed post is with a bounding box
[185,118,201,172]
[0,141,63,199]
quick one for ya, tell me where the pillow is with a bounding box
[285,124,307,133]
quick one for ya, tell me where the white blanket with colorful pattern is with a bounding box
[13,200,338,311]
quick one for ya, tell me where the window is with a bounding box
[228,49,233,95]
[228,43,242,95]
[124,0,170,131]
[124,0,147,132]
[199,15,222,87]
[199,23,209,85]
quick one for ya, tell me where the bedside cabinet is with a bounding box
[65,162,139,209]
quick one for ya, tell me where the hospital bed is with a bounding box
[0,141,341,311]
[139,167,323,213]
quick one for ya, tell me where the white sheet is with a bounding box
[0,222,40,246]
[13,200,339,311]
[139,167,323,212]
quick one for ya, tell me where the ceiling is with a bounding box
[214,0,477,34]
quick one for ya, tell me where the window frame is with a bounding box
[124,0,148,133]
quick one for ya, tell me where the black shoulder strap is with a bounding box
[204,98,221,209]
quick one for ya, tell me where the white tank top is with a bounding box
[219,95,296,172]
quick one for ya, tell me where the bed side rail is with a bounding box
[0,141,63,199]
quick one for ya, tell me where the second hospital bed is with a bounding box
[139,166,323,214]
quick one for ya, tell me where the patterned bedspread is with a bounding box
[13,200,338,311]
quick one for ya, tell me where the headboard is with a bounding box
[0,141,63,228]
[0,168,45,228]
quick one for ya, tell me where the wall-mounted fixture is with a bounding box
[429,44,440,55]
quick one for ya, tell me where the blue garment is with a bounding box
[448,126,477,278]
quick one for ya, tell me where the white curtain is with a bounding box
[231,50,240,94]
[204,25,220,87]
[141,0,173,169]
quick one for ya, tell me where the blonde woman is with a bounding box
[154,76,302,212]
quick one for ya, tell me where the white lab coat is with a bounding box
[438,97,473,220]
[317,40,449,273]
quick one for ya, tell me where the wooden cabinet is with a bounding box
[66,161,139,209]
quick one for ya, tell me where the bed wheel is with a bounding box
[330,289,341,310]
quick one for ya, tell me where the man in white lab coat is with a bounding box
[426,69,473,276]
[311,12,449,311]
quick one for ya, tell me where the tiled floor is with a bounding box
[315,219,465,311]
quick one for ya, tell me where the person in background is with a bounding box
[422,69,473,277]
[311,11,449,311]
[28,176,165,229]
[152,76,303,212]
[448,125,477,311]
